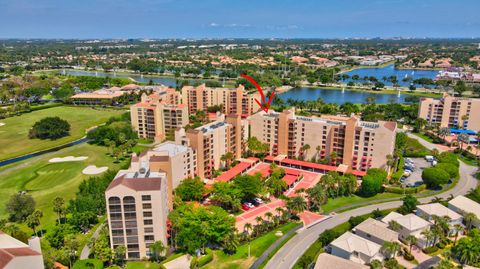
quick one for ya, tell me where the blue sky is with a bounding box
[0,0,479,38]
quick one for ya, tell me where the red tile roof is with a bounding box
[283,174,298,186]
[215,161,253,182]
[106,174,163,192]
[266,156,366,177]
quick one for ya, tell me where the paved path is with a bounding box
[163,254,192,269]
[80,223,105,260]
[264,133,478,269]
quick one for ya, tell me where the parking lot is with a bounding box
[402,157,431,187]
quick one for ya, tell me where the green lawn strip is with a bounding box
[160,252,185,264]
[322,192,401,213]
[203,222,298,269]
[125,261,163,269]
[0,143,125,230]
[256,229,298,269]
[0,106,124,161]
[411,132,435,143]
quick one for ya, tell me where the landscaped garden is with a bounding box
[0,105,124,160]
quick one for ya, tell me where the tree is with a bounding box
[286,196,307,216]
[26,210,43,236]
[398,194,418,214]
[306,185,327,212]
[220,152,235,169]
[458,133,470,151]
[388,220,401,232]
[435,163,459,179]
[6,193,36,222]
[28,117,70,140]
[414,118,428,133]
[247,136,269,157]
[405,235,417,253]
[453,224,464,246]
[422,167,450,188]
[233,174,263,200]
[53,197,65,224]
[421,229,435,247]
[359,169,387,197]
[175,177,206,201]
[438,127,451,141]
[464,212,478,234]
[114,245,126,267]
[381,241,401,259]
[149,241,166,262]
[64,234,79,268]
[222,232,239,255]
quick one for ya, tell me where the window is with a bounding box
[143,203,152,209]
[143,211,152,218]
[144,227,154,233]
[144,219,153,225]
[144,235,155,241]
[142,195,151,201]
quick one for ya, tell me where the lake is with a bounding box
[278,87,409,104]
[343,64,439,87]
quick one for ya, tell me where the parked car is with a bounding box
[403,171,412,177]
[405,158,414,163]
[253,198,264,204]
[242,204,250,211]
[245,202,255,208]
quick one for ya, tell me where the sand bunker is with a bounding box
[82,165,108,175]
[0,123,5,127]
[49,156,88,163]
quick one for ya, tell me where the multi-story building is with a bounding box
[249,109,396,171]
[71,88,126,105]
[131,142,196,208]
[105,164,168,260]
[418,93,480,131]
[175,114,248,179]
[140,86,182,105]
[130,102,188,142]
[181,84,260,116]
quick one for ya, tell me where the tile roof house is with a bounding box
[448,195,480,228]
[314,253,369,269]
[416,203,463,235]
[0,232,44,269]
[381,212,431,249]
[352,218,399,245]
[329,231,384,265]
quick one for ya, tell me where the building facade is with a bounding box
[175,114,248,179]
[105,167,168,259]
[418,93,480,131]
[130,102,188,142]
[249,109,396,171]
[181,84,260,116]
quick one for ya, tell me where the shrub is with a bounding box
[72,259,104,269]
[422,167,450,188]
[404,137,430,157]
[349,215,368,227]
[435,163,459,178]
[438,152,459,167]
[197,249,213,267]
[436,242,445,249]
[190,257,197,269]
[422,246,438,254]
[384,184,426,194]
[359,169,387,197]
[404,251,415,261]
[28,116,70,140]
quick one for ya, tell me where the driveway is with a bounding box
[264,133,478,269]
[403,157,430,187]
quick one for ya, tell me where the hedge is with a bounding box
[422,246,439,254]
[190,248,213,268]
[30,103,63,111]
[384,184,426,194]
[391,156,404,182]
[435,163,459,178]
[72,259,104,269]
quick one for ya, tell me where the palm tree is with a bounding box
[286,196,307,216]
[457,133,470,152]
[25,210,43,236]
[220,152,235,169]
[300,144,311,160]
[265,212,273,225]
[405,235,417,253]
[149,241,166,262]
[315,145,321,162]
[464,212,477,234]
[222,232,239,255]
[306,185,327,212]
[388,220,401,232]
[421,229,435,247]
[381,241,401,259]
[244,223,253,257]
[52,197,65,224]
[455,239,476,267]
[453,224,464,246]
[438,127,451,142]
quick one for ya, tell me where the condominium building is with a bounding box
[130,102,188,142]
[418,93,480,131]
[249,109,396,171]
[131,142,197,208]
[140,86,182,105]
[175,114,248,179]
[181,84,260,116]
[105,165,168,259]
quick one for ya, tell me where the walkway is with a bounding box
[163,254,192,269]
[264,133,478,269]
[80,223,105,260]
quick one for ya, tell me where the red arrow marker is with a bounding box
[240,74,275,113]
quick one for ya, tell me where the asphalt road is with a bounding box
[264,133,478,269]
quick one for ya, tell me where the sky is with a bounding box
[0,0,479,39]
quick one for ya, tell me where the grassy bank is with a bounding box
[0,106,124,161]
[299,84,441,98]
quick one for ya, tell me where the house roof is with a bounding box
[0,231,42,268]
[382,212,431,231]
[330,231,382,257]
[106,174,163,192]
[314,253,369,269]
[353,218,399,242]
[448,195,480,220]
[215,161,253,182]
[417,203,462,220]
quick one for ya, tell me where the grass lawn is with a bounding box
[204,222,299,269]
[412,132,435,143]
[0,143,125,231]
[125,262,162,269]
[0,106,124,160]
[322,192,401,213]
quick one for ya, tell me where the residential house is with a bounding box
[352,218,399,245]
[314,253,369,269]
[382,212,432,248]
[329,231,384,264]
[448,195,480,228]
[416,203,463,235]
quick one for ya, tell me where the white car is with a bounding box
[254,198,264,204]
[245,202,255,208]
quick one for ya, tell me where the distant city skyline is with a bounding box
[0,0,479,39]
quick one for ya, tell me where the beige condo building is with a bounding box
[181,84,260,116]
[175,114,248,179]
[418,93,480,131]
[105,165,169,260]
[249,109,396,171]
[130,102,188,142]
